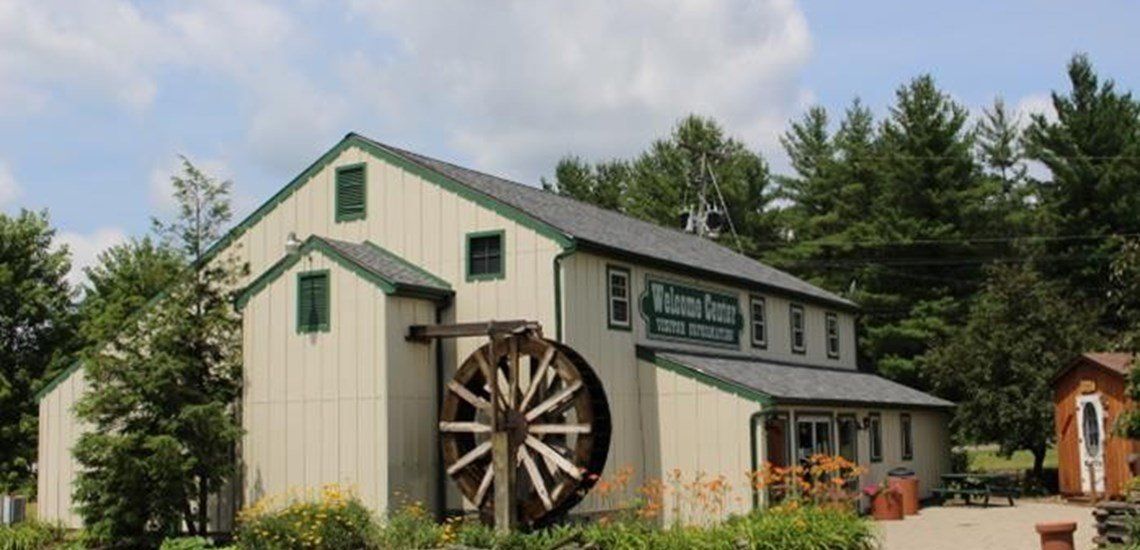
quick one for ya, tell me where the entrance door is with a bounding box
[1076,394,1106,494]
[795,415,834,463]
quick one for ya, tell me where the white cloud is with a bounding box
[0,160,20,209]
[345,0,813,182]
[1015,93,1056,126]
[56,227,128,288]
[0,0,294,112]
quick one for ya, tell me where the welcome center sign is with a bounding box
[639,277,743,347]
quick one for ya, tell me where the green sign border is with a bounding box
[638,275,743,349]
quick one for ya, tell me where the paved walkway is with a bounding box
[879,501,1096,550]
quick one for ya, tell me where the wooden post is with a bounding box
[487,337,516,532]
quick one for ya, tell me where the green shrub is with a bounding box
[0,521,70,550]
[235,485,380,549]
[369,503,444,549]
[159,537,212,550]
[728,505,878,550]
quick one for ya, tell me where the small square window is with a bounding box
[826,312,840,359]
[466,231,504,281]
[790,304,806,354]
[297,271,330,333]
[607,266,631,330]
[901,414,914,460]
[750,296,767,348]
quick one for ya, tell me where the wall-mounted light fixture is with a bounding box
[861,416,872,430]
[285,232,302,256]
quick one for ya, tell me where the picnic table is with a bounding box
[931,473,1021,507]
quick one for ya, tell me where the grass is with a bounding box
[967,445,1058,472]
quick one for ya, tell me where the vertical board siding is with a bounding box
[1054,364,1137,497]
[241,254,392,512]
[35,369,87,528]
[565,252,857,370]
[777,406,951,501]
[635,359,762,523]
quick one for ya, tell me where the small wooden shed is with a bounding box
[1052,353,1139,498]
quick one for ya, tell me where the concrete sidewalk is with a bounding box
[878,501,1096,550]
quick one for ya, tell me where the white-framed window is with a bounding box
[750,296,767,348]
[606,265,631,330]
[790,303,806,354]
[900,413,914,460]
[869,413,883,462]
[826,312,840,359]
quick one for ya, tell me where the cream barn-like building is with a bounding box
[37,133,953,527]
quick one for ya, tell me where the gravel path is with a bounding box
[878,501,1096,550]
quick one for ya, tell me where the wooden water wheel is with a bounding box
[439,334,611,527]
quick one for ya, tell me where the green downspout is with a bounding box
[553,244,577,342]
[750,410,769,511]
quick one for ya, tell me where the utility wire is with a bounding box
[754,232,1140,249]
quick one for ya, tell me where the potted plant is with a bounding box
[863,481,903,521]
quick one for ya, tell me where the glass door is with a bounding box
[795,415,834,462]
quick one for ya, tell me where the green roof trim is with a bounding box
[35,360,84,402]
[636,347,774,406]
[199,134,573,271]
[235,236,452,310]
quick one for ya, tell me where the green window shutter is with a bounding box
[335,164,367,222]
[297,271,330,333]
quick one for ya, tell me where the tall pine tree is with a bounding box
[855,76,991,386]
[1025,54,1140,334]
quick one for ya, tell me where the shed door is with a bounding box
[1076,394,1106,494]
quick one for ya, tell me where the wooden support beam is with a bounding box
[406,320,542,342]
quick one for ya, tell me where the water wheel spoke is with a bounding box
[519,346,557,411]
[447,440,492,476]
[525,435,582,480]
[519,447,553,511]
[474,351,495,387]
[525,380,583,421]
[448,381,491,411]
[528,423,591,435]
[439,421,491,433]
[508,338,520,408]
[474,465,494,506]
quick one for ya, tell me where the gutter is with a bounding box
[432,296,453,519]
[749,411,771,510]
[553,243,578,342]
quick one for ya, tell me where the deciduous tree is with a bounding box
[0,210,76,492]
[74,159,244,543]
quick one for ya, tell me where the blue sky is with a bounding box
[1,0,1137,283]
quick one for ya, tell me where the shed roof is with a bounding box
[236,235,452,309]
[640,347,954,409]
[1081,352,1134,375]
[1052,352,1136,384]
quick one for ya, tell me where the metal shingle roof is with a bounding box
[653,349,954,409]
[352,134,856,309]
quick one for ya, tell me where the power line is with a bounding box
[756,232,1140,249]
